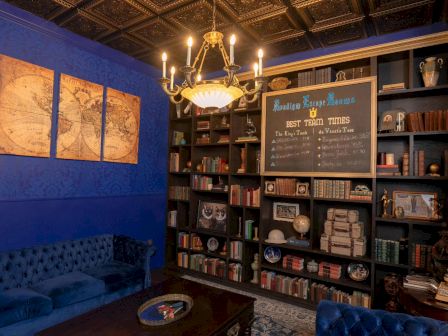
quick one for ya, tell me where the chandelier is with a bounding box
[159,0,266,109]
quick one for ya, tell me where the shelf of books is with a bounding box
[166,40,448,310]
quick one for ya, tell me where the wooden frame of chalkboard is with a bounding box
[261,77,377,177]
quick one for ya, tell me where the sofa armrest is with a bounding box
[113,235,156,288]
[316,300,448,336]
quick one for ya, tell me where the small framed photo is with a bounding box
[296,182,309,196]
[273,202,300,222]
[197,201,227,232]
[392,191,438,220]
[265,181,276,195]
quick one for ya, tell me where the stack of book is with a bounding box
[375,238,403,264]
[177,252,188,268]
[178,232,189,248]
[318,262,342,280]
[196,120,210,130]
[403,274,438,293]
[298,70,314,87]
[230,185,260,207]
[167,210,177,228]
[282,255,304,272]
[169,153,180,172]
[315,67,335,84]
[376,164,401,176]
[230,241,243,260]
[314,179,350,199]
[244,220,255,240]
[228,263,242,282]
[406,109,448,132]
[413,150,425,176]
[189,254,226,279]
[192,175,213,190]
[310,283,371,308]
[380,82,406,93]
[273,178,297,196]
[260,271,309,300]
[199,156,227,173]
[168,186,190,200]
[411,243,433,270]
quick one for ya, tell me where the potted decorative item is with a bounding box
[419,57,444,87]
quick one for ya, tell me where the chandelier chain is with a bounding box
[212,0,216,31]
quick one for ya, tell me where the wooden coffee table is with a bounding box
[37,277,255,336]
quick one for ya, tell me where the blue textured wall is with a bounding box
[0,1,168,268]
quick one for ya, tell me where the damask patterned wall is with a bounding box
[0,2,168,268]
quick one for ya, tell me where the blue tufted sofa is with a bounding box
[316,300,448,335]
[0,234,156,336]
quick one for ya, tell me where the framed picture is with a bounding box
[265,181,276,195]
[296,182,309,196]
[273,202,300,222]
[378,108,406,133]
[197,201,227,232]
[392,191,438,220]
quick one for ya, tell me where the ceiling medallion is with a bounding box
[159,0,266,109]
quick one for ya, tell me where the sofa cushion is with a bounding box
[84,261,144,292]
[0,288,53,328]
[31,271,106,308]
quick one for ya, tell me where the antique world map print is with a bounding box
[0,54,54,157]
[103,88,140,164]
[56,74,103,161]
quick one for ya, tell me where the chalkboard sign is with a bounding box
[261,77,376,177]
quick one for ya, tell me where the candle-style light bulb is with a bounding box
[229,34,236,64]
[257,49,264,76]
[186,36,193,66]
[162,52,167,78]
[253,63,259,78]
[170,66,175,91]
[197,73,202,82]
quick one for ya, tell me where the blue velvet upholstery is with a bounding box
[0,288,52,328]
[31,271,106,308]
[84,261,144,292]
[316,300,448,336]
[0,234,155,335]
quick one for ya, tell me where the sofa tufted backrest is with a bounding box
[316,300,448,336]
[0,235,114,291]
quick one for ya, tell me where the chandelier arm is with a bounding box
[192,40,207,70]
[218,41,230,67]
[185,71,195,89]
[244,92,261,104]
[197,45,209,75]
[160,80,182,97]
[169,95,184,105]
[243,82,263,97]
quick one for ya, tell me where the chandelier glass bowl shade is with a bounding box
[181,81,244,109]
[159,0,265,109]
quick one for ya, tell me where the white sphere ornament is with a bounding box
[293,215,310,239]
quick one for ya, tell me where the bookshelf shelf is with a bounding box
[374,261,409,270]
[377,84,448,100]
[261,263,372,292]
[375,217,446,227]
[313,197,372,204]
[264,194,311,200]
[192,189,228,194]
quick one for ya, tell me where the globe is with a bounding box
[293,215,310,239]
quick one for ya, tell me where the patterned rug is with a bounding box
[182,275,315,336]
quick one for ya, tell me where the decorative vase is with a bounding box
[419,57,444,87]
[251,253,259,284]
[384,273,401,312]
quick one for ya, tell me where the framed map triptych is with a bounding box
[0,54,140,164]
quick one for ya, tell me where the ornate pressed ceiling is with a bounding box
[4,0,447,73]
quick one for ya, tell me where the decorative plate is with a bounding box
[268,77,291,91]
[137,293,193,326]
[347,263,369,281]
[264,246,281,263]
[207,237,219,252]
